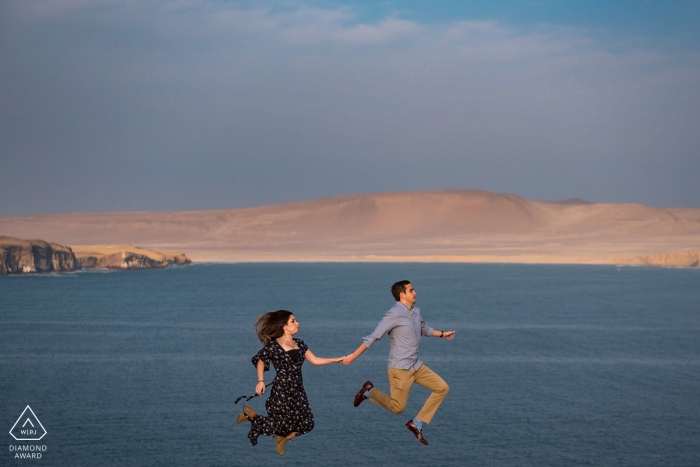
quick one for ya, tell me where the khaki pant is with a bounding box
[369,364,449,424]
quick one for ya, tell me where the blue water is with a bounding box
[1,263,699,466]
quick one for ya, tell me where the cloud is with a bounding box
[1,0,699,215]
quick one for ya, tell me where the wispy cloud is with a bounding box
[1,0,699,214]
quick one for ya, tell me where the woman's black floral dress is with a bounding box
[248,338,314,445]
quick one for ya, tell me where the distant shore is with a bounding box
[1,189,698,268]
[178,253,700,268]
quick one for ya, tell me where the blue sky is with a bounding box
[1,0,699,215]
[329,1,696,30]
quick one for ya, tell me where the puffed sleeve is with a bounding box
[252,343,273,372]
[296,339,308,357]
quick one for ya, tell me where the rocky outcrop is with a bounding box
[618,251,700,268]
[72,245,192,270]
[0,237,192,274]
[0,236,79,274]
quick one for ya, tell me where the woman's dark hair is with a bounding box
[391,280,411,301]
[255,310,294,345]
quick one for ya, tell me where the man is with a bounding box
[343,280,455,445]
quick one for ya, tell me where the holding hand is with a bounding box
[255,381,266,395]
[442,331,456,340]
[343,343,367,365]
[343,354,357,366]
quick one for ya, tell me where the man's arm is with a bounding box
[342,343,367,365]
[422,317,456,340]
[343,311,396,365]
[430,329,456,340]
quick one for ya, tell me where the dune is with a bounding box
[1,190,698,264]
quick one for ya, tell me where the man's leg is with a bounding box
[369,368,413,414]
[413,364,449,424]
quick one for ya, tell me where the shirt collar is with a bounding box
[396,301,414,314]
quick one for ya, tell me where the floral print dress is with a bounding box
[248,338,315,445]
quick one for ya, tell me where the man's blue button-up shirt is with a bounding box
[362,302,435,371]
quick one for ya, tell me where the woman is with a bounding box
[237,310,345,456]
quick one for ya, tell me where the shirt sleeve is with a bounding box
[251,343,272,372]
[362,311,397,349]
[421,319,435,337]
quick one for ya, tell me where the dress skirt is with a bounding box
[248,338,315,445]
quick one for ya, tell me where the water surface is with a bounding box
[1,263,699,466]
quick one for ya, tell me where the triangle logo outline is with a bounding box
[9,406,47,441]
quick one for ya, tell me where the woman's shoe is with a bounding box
[275,436,290,456]
[236,406,257,424]
[244,406,257,419]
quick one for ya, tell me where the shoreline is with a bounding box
[127,259,700,269]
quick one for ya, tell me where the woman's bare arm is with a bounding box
[255,359,266,395]
[304,349,344,366]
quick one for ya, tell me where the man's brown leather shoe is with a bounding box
[405,420,429,445]
[353,381,374,407]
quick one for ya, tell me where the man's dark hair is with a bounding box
[391,280,411,301]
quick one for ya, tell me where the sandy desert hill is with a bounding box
[1,190,698,264]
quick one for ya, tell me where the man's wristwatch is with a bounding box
[440,331,444,338]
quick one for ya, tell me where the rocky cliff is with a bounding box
[0,237,192,274]
[618,251,700,268]
[0,236,79,274]
[72,245,192,270]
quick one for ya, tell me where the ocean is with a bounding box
[1,263,699,466]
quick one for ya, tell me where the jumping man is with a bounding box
[343,280,456,445]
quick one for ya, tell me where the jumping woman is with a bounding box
[237,310,345,456]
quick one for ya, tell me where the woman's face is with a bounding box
[284,315,299,336]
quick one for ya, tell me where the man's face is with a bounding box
[401,284,417,306]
